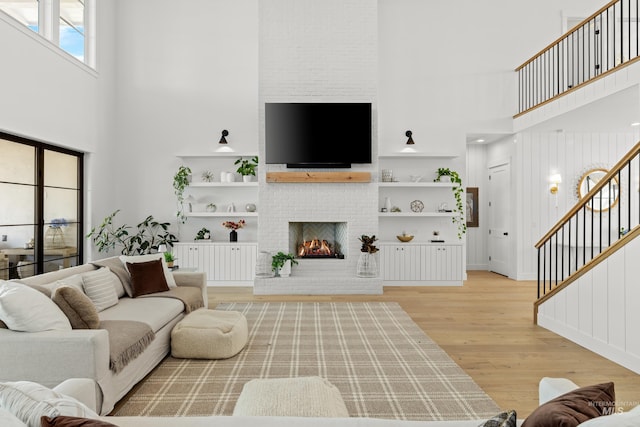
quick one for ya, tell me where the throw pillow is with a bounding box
[0,381,99,427]
[578,404,640,426]
[478,410,517,427]
[0,408,27,427]
[52,286,100,329]
[0,281,71,332]
[90,258,129,298]
[126,259,170,297]
[0,319,7,328]
[81,268,119,312]
[522,382,615,427]
[40,416,118,427]
[119,253,177,293]
[51,274,85,295]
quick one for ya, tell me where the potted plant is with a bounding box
[163,251,176,268]
[234,156,259,182]
[271,251,298,277]
[87,210,177,255]
[173,166,192,224]
[356,235,378,277]
[195,227,211,241]
[434,168,466,239]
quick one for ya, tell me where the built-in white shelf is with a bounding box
[378,153,459,159]
[185,212,258,218]
[189,182,258,187]
[378,182,456,188]
[378,212,458,217]
[380,241,463,246]
[176,152,258,158]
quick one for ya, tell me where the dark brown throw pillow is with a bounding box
[522,382,615,427]
[0,319,7,328]
[52,286,100,329]
[126,259,169,297]
[41,416,119,426]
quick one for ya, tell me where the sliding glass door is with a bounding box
[0,132,83,279]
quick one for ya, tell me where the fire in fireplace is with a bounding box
[298,238,334,258]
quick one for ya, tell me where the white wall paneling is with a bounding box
[173,242,257,286]
[380,243,462,286]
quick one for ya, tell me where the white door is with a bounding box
[488,163,510,276]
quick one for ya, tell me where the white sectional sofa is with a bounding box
[0,256,207,415]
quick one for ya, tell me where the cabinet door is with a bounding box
[426,245,462,281]
[212,245,257,281]
[382,245,421,281]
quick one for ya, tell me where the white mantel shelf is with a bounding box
[378,153,459,158]
[176,152,258,158]
[189,182,258,187]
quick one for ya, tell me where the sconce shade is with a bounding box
[405,130,415,145]
[157,244,168,253]
[219,129,229,144]
[549,174,561,195]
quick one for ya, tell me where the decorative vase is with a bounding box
[356,252,378,278]
[279,259,292,277]
[255,251,274,278]
[384,197,392,212]
[44,226,66,249]
[243,175,252,183]
[229,230,238,242]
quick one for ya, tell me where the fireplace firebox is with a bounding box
[289,222,347,259]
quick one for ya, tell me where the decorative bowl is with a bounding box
[396,234,414,242]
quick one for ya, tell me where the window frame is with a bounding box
[0,131,84,277]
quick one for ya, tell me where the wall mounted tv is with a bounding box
[265,102,372,168]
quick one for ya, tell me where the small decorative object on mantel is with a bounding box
[410,200,424,213]
[222,219,245,242]
[195,227,211,241]
[271,251,298,277]
[245,203,257,212]
[381,169,393,182]
[357,235,378,278]
[201,170,214,182]
[396,232,414,242]
[206,203,217,213]
[430,230,444,243]
[390,206,402,212]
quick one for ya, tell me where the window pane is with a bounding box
[59,0,84,61]
[0,224,36,279]
[0,138,35,185]
[0,0,39,33]
[0,183,35,226]
[44,150,78,189]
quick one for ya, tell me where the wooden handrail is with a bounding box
[535,140,640,248]
[515,0,618,72]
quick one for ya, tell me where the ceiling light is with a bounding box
[631,122,640,127]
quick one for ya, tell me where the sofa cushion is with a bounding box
[81,268,119,312]
[126,259,169,297]
[0,281,71,332]
[0,381,99,427]
[90,257,128,298]
[41,416,117,427]
[52,286,100,329]
[0,408,27,427]
[98,297,183,333]
[119,254,176,297]
[522,382,615,427]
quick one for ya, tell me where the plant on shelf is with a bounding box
[234,156,259,180]
[271,251,298,277]
[173,165,192,224]
[222,219,245,230]
[87,210,177,255]
[434,167,466,239]
[194,227,211,240]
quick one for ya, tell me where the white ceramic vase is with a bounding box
[279,259,292,277]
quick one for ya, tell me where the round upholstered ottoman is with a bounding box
[171,308,248,359]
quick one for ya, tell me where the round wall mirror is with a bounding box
[576,168,619,212]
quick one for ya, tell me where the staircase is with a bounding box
[533,142,640,373]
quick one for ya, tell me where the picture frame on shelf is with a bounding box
[466,187,479,227]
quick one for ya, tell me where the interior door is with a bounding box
[488,163,510,276]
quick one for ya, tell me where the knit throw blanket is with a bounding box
[140,286,204,313]
[100,320,155,373]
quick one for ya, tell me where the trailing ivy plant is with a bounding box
[434,168,466,239]
[87,210,177,255]
[173,165,192,224]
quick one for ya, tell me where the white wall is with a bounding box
[538,234,640,374]
[466,144,489,270]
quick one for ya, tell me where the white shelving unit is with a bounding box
[185,212,258,218]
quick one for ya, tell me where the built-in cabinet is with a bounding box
[380,242,463,285]
[173,242,257,285]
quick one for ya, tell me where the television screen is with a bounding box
[265,102,372,167]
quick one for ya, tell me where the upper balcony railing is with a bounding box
[516,0,640,116]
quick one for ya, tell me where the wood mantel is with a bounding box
[266,172,371,183]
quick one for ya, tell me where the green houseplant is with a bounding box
[87,210,177,255]
[357,235,378,277]
[271,251,298,277]
[173,165,192,224]
[195,227,211,240]
[434,168,466,239]
[163,251,176,268]
[235,156,259,182]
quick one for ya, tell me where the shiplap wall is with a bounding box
[466,144,489,270]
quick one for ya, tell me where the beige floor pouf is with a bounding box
[232,376,349,417]
[171,308,248,359]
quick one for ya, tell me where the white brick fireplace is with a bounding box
[254,0,381,294]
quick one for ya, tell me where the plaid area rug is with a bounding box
[114,302,500,420]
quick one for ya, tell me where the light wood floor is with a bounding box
[209,271,640,418]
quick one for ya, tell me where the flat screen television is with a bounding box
[265,102,372,168]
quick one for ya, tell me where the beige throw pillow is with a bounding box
[81,268,119,312]
[52,286,100,329]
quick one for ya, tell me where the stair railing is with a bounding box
[516,0,640,115]
[535,141,640,302]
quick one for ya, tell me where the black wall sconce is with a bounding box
[405,130,415,145]
[219,129,229,144]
